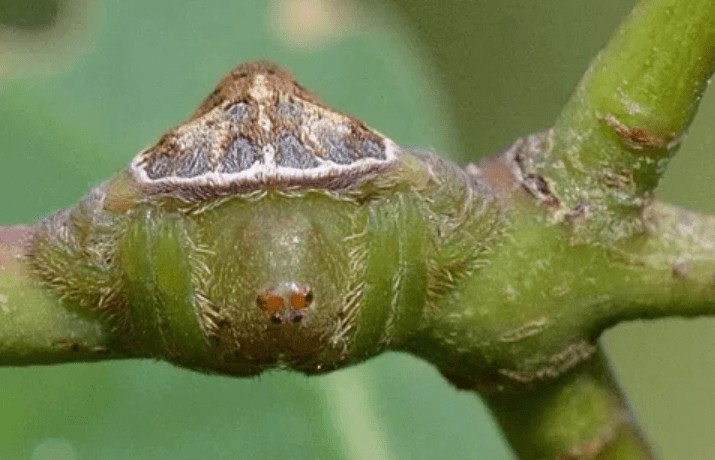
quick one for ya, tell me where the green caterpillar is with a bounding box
[29,61,502,378]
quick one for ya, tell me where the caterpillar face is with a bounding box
[184,194,363,375]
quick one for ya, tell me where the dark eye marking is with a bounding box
[257,289,285,323]
[289,286,313,311]
[256,284,314,325]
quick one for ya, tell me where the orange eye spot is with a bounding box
[257,291,285,317]
[289,287,313,311]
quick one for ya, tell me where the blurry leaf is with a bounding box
[0,0,60,30]
[269,0,360,50]
[0,0,94,76]
[383,0,635,163]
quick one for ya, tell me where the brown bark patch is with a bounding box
[602,114,676,151]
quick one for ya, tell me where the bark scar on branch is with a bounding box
[601,114,680,152]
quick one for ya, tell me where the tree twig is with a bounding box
[0,225,115,365]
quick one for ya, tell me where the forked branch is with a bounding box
[0,0,714,459]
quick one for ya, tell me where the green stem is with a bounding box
[608,202,715,322]
[482,347,653,460]
[0,1,712,456]
[540,0,715,213]
[0,225,115,365]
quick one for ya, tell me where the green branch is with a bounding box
[483,348,652,460]
[608,202,715,323]
[396,0,715,456]
[0,226,115,365]
[536,0,715,216]
[0,0,714,458]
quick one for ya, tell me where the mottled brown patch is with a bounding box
[130,60,397,200]
[600,168,635,190]
[472,156,517,198]
[193,61,319,118]
[602,114,675,151]
[503,133,563,208]
[522,173,561,207]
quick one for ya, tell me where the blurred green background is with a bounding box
[0,1,713,458]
